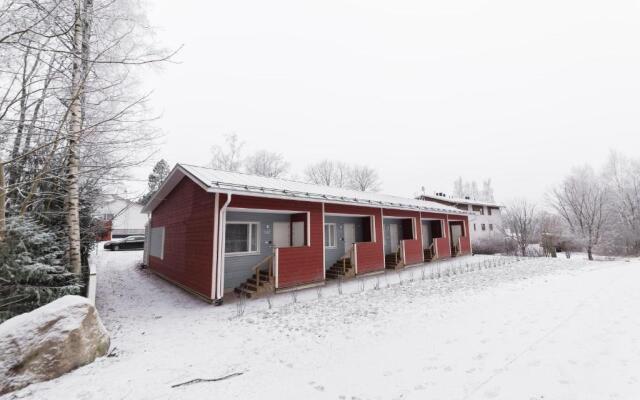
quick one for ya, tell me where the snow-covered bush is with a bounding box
[0,217,82,323]
[472,237,511,255]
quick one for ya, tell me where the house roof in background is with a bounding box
[142,164,467,215]
[418,193,503,208]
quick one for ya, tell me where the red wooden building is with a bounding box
[141,164,471,304]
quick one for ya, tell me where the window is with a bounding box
[487,207,492,216]
[149,227,165,259]
[489,224,494,231]
[480,207,485,215]
[473,224,477,231]
[225,222,259,255]
[481,224,486,231]
[324,223,336,248]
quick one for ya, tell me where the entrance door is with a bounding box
[344,223,355,253]
[291,221,305,247]
[422,222,432,248]
[273,222,291,248]
[450,223,463,250]
[389,223,400,253]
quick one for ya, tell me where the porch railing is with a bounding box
[341,244,355,275]
[253,255,274,288]
[394,245,402,266]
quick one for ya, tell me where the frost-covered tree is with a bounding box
[501,199,539,256]
[452,177,493,201]
[210,133,243,172]
[140,159,170,204]
[348,165,380,192]
[481,179,495,202]
[304,160,346,187]
[601,152,640,255]
[304,160,376,190]
[244,150,289,178]
[0,216,82,322]
[550,166,609,261]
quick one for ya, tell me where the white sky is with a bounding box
[136,0,640,204]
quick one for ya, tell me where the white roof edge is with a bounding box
[142,163,470,216]
[419,193,503,208]
[140,164,211,214]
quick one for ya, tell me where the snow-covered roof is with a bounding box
[418,193,503,208]
[142,163,467,215]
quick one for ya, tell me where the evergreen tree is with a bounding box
[139,159,170,204]
[0,216,82,322]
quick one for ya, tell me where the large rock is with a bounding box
[0,295,110,395]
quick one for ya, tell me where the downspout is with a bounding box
[214,193,232,305]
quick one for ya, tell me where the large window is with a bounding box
[149,227,165,259]
[324,223,336,248]
[225,222,259,255]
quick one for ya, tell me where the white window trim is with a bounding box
[324,223,337,249]
[225,221,260,256]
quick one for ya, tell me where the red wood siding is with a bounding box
[324,203,385,274]
[460,235,471,254]
[434,237,451,259]
[150,177,215,299]
[355,242,382,273]
[403,239,423,265]
[228,195,323,289]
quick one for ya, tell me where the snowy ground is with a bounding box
[4,247,640,400]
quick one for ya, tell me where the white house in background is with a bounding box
[96,195,146,239]
[417,193,503,242]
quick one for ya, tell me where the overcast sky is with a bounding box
[137,0,640,204]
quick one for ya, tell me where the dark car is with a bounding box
[103,235,145,251]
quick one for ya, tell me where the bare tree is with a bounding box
[452,177,493,201]
[501,199,539,256]
[550,166,609,261]
[304,160,337,186]
[1,0,172,263]
[601,151,640,255]
[210,133,243,172]
[66,0,87,274]
[244,150,289,178]
[349,165,380,191]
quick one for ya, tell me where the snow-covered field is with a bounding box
[5,248,640,400]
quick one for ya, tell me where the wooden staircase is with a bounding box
[451,243,460,257]
[423,243,434,262]
[326,257,356,279]
[234,256,274,298]
[385,249,402,270]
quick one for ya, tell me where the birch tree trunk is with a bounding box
[66,0,85,274]
[0,162,6,242]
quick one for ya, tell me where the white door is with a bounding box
[273,222,291,248]
[390,223,400,252]
[344,223,355,252]
[451,224,463,246]
[422,222,431,248]
[291,221,305,247]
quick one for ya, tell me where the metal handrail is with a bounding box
[253,255,274,287]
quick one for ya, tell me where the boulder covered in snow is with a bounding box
[0,295,110,395]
